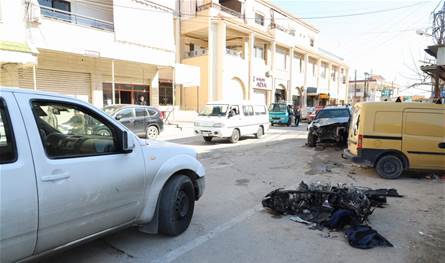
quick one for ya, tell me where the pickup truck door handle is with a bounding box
[439,142,445,149]
[41,173,70,182]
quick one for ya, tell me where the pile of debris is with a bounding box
[262,181,403,249]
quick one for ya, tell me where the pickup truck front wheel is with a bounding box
[159,175,195,236]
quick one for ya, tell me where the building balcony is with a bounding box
[197,1,244,19]
[40,6,114,31]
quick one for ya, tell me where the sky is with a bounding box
[271,0,441,97]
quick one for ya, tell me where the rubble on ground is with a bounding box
[262,181,403,249]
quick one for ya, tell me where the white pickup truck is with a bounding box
[0,88,205,262]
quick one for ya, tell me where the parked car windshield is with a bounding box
[199,104,229,117]
[316,109,350,119]
[269,104,287,113]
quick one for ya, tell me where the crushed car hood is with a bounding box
[312,117,349,127]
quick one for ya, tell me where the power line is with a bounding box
[69,0,430,21]
[294,2,428,20]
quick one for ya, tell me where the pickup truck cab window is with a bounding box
[31,101,118,158]
[0,99,17,164]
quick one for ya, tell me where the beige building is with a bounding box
[349,75,399,103]
[178,0,349,110]
[0,0,199,109]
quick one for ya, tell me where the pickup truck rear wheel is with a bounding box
[375,154,404,179]
[159,175,195,236]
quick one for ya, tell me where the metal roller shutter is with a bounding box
[18,68,91,102]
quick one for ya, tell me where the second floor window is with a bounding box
[255,13,265,26]
[39,0,70,12]
[254,46,265,60]
[321,63,327,79]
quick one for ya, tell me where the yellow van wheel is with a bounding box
[375,155,404,179]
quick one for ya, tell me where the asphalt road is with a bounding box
[41,125,445,263]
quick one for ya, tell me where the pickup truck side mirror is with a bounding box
[121,130,135,153]
[228,111,234,118]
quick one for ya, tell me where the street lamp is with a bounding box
[364,72,369,102]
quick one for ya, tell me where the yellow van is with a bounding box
[343,102,445,179]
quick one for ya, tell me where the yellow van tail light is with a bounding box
[358,134,363,149]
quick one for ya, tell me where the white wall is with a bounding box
[113,0,175,52]
[0,0,28,45]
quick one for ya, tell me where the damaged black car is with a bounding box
[307,107,351,147]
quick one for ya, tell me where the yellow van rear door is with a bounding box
[402,109,445,170]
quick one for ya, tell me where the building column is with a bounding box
[91,62,104,108]
[327,63,332,95]
[270,41,276,103]
[111,60,116,104]
[316,58,321,89]
[345,68,350,103]
[215,20,226,101]
[288,48,294,102]
[150,71,159,106]
[303,53,309,108]
[248,32,255,100]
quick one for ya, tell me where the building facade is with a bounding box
[0,0,199,109]
[179,0,349,110]
[349,74,398,103]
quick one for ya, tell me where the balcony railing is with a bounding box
[197,2,243,19]
[40,6,114,31]
[184,48,243,58]
[185,48,208,58]
[225,48,242,58]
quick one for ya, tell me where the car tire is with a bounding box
[145,125,159,139]
[96,129,111,136]
[255,126,264,139]
[159,175,195,236]
[375,154,404,179]
[229,129,240,143]
[203,136,213,142]
[307,132,317,147]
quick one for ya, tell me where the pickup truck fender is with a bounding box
[136,154,205,225]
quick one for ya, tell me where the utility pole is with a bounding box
[432,3,445,98]
[364,72,369,102]
[354,70,357,103]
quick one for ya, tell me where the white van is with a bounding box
[194,101,269,143]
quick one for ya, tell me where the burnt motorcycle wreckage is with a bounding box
[307,107,351,147]
[262,181,403,249]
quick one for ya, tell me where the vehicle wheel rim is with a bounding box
[98,130,110,136]
[146,127,158,138]
[258,128,263,136]
[233,130,239,141]
[383,160,397,175]
[175,190,190,219]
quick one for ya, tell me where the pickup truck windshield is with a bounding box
[316,109,350,119]
[199,104,229,117]
[269,104,287,113]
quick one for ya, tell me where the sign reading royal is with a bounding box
[253,76,270,89]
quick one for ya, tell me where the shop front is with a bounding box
[103,83,150,106]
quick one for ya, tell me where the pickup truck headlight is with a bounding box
[194,121,200,126]
[213,123,224,128]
